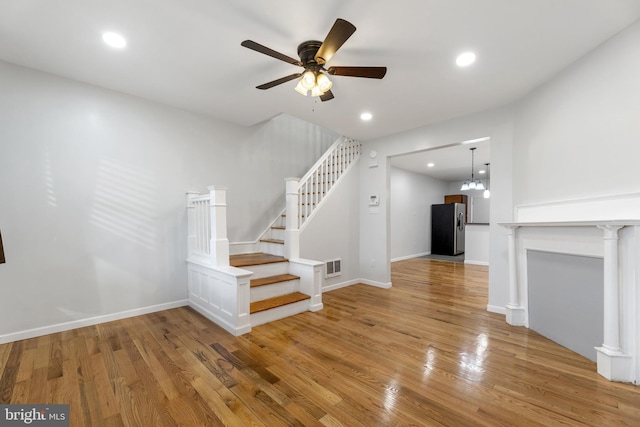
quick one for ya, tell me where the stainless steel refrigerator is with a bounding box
[431,203,465,255]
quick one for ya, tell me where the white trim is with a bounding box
[464,260,489,266]
[391,252,430,262]
[360,279,393,289]
[323,278,393,292]
[323,279,360,292]
[487,304,507,315]
[0,300,188,344]
[515,192,640,223]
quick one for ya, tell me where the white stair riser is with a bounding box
[251,299,310,327]
[270,228,285,241]
[259,241,284,257]
[250,280,299,303]
[245,262,289,279]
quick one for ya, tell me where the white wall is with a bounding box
[465,224,490,265]
[0,61,336,340]
[513,20,640,206]
[299,164,361,291]
[390,167,449,261]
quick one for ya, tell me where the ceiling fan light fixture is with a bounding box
[301,70,316,90]
[242,18,386,102]
[310,85,323,97]
[294,80,309,96]
[316,72,333,92]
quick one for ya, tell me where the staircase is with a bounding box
[185,136,361,335]
[229,252,310,326]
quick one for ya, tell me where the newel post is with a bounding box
[186,191,200,260]
[285,177,300,259]
[595,224,631,381]
[209,185,229,267]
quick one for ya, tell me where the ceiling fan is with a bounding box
[241,18,387,101]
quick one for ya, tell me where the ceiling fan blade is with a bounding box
[320,90,334,102]
[241,40,302,66]
[256,73,301,90]
[314,19,356,65]
[327,66,387,79]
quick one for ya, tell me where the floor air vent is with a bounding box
[325,258,342,278]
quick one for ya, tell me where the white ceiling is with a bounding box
[390,139,491,182]
[1,1,639,175]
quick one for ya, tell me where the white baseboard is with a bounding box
[323,278,392,292]
[360,279,393,289]
[391,252,430,262]
[464,260,489,266]
[0,300,189,344]
[487,304,507,315]
[323,279,360,292]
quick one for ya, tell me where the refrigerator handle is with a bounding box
[457,212,464,231]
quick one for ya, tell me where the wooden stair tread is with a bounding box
[250,292,310,314]
[260,238,284,245]
[230,253,287,267]
[251,274,299,288]
[271,226,285,230]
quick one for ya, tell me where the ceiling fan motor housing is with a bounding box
[297,41,323,70]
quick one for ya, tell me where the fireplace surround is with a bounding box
[500,193,640,384]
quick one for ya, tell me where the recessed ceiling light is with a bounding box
[479,169,486,174]
[427,163,435,168]
[360,112,373,121]
[102,32,127,49]
[456,52,476,67]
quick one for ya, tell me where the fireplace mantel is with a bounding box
[500,220,640,228]
[498,195,640,385]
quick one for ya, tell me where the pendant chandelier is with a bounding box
[460,147,485,191]
[483,163,491,198]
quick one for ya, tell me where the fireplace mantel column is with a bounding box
[505,225,525,326]
[595,224,631,381]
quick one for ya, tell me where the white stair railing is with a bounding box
[285,137,361,258]
[186,186,229,267]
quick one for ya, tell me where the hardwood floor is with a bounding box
[1,258,639,426]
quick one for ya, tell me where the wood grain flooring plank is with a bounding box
[90,351,120,420]
[0,341,23,403]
